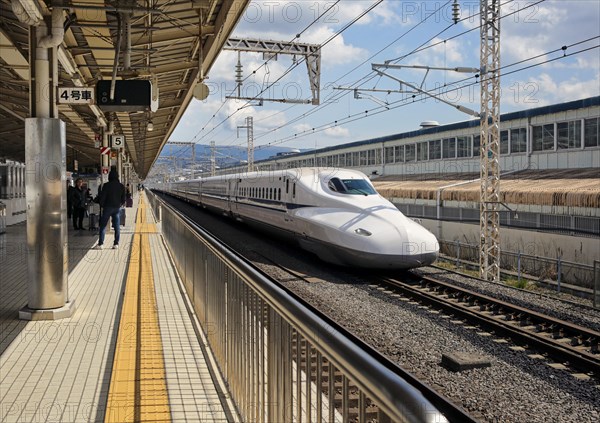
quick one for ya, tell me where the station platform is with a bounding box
[0,193,233,422]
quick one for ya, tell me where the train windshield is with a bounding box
[328,178,376,195]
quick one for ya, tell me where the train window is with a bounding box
[292,183,296,198]
[330,178,376,195]
[343,179,376,195]
[278,188,281,201]
[328,178,345,192]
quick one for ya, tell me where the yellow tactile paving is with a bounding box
[104,198,169,423]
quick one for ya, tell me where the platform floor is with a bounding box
[0,192,231,422]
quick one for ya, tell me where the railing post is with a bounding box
[455,240,460,268]
[557,256,562,293]
[517,250,521,284]
[594,260,600,309]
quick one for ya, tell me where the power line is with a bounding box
[257,41,598,149]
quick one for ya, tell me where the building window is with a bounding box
[339,153,346,167]
[384,147,394,164]
[352,152,359,166]
[428,140,441,160]
[500,130,509,154]
[473,135,480,157]
[457,136,471,158]
[417,142,428,161]
[405,144,416,161]
[442,137,456,159]
[557,120,581,149]
[394,145,404,162]
[368,149,376,166]
[532,123,554,151]
[510,128,527,153]
[584,117,599,147]
[360,151,367,166]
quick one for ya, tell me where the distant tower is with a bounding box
[237,117,254,172]
[210,141,216,176]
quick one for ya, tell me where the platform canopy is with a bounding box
[0,0,249,178]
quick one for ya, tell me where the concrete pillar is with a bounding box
[20,118,75,320]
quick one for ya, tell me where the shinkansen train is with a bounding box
[158,168,439,269]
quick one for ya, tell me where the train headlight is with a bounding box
[354,228,372,236]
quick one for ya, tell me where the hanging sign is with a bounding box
[111,135,125,149]
[57,87,94,104]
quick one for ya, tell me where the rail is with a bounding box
[146,191,454,423]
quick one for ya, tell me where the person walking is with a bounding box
[95,169,126,249]
[71,178,87,230]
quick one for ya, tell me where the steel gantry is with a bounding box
[223,38,321,105]
[479,0,501,282]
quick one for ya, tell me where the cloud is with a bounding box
[502,73,600,109]
[324,126,350,137]
[302,26,368,67]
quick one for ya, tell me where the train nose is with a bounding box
[354,210,439,267]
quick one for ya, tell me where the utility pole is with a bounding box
[237,117,254,172]
[210,141,216,176]
[479,0,501,282]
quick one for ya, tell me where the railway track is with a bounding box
[374,273,600,380]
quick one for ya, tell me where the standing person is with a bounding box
[66,180,75,219]
[95,169,125,249]
[72,178,87,230]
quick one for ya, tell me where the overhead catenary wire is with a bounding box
[220,0,550,151]
[258,41,599,149]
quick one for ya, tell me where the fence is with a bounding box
[395,203,600,238]
[0,202,5,234]
[439,240,595,291]
[146,191,450,423]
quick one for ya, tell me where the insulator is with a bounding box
[452,0,460,24]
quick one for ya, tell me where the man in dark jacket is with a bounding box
[71,178,87,230]
[95,169,126,249]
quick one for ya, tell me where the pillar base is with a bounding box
[19,300,76,321]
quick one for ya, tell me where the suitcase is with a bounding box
[119,208,126,226]
[89,213,98,230]
[126,197,133,208]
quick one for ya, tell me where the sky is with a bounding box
[168,0,600,155]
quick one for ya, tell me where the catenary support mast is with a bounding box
[479,0,501,282]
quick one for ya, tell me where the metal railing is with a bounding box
[594,261,600,309]
[440,240,595,291]
[395,203,600,238]
[147,191,455,423]
[0,202,5,234]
